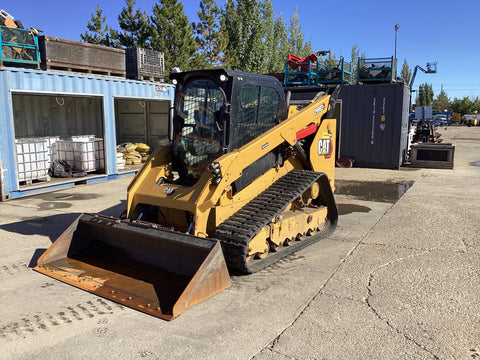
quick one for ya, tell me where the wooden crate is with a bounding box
[38,36,125,77]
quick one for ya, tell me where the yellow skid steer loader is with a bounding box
[35,69,339,320]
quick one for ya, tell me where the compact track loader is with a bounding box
[35,69,339,320]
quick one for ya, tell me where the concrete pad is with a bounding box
[0,192,390,360]
[0,126,479,360]
[320,243,417,302]
[368,249,480,359]
[8,176,132,217]
[255,295,433,359]
[363,170,480,253]
[0,237,357,359]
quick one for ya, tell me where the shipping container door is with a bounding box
[115,99,169,148]
[147,101,169,147]
[116,100,147,145]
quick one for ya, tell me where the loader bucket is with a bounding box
[34,213,231,320]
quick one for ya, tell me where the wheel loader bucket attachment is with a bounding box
[34,213,231,320]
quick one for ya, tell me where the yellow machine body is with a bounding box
[35,69,339,320]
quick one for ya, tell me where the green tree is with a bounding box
[260,0,275,72]
[416,83,434,106]
[350,44,359,84]
[259,0,291,73]
[432,88,450,112]
[117,0,151,48]
[224,1,310,73]
[450,97,463,114]
[460,97,473,114]
[401,59,412,85]
[224,0,268,72]
[266,14,289,73]
[451,96,479,115]
[80,5,119,47]
[150,0,197,75]
[193,0,228,68]
[473,97,480,113]
[325,50,338,68]
[287,7,311,56]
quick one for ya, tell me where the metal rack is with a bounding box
[0,25,39,68]
[317,57,352,85]
[284,54,352,86]
[357,56,396,83]
[284,54,318,86]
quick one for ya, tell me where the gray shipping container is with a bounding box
[338,83,410,169]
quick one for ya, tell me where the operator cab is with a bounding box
[170,69,287,182]
[172,76,226,178]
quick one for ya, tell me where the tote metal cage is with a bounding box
[357,56,396,83]
[0,25,39,68]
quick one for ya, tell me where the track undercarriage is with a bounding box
[216,169,337,274]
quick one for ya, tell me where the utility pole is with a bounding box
[394,24,400,59]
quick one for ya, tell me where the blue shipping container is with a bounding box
[0,66,174,200]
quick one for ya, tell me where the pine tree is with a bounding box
[193,0,228,68]
[432,88,450,112]
[80,5,119,47]
[117,0,151,48]
[151,0,197,74]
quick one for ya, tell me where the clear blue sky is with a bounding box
[4,0,480,100]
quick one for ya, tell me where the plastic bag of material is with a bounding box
[49,160,87,178]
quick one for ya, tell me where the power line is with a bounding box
[427,84,480,86]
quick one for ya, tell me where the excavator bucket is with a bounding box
[34,213,231,320]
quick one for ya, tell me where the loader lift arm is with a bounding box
[199,87,339,212]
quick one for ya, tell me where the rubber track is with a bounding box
[215,169,337,274]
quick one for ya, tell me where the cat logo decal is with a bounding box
[318,138,332,159]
